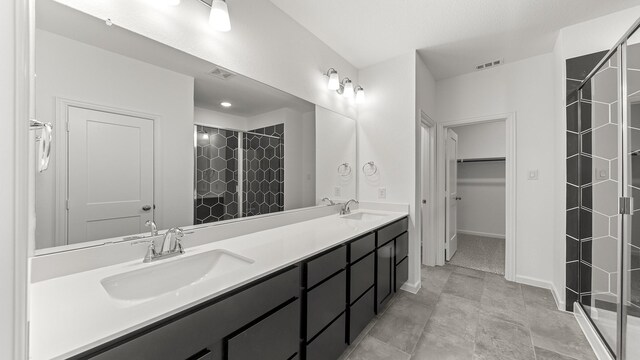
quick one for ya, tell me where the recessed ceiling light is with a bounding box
[220,102,232,107]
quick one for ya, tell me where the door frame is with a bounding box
[420,111,438,266]
[435,112,517,281]
[53,98,160,248]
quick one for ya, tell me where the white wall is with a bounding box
[315,106,357,203]
[551,5,640,306]
[437,53,556,287]
[453,121,506,237]
[35,29,195,249]
[55,0,359,120]
[194,106,248,130]
[1,0,18,357]
[454,121,506,160]
[359,51,434,291]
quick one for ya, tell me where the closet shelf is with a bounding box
[457,157,505,163]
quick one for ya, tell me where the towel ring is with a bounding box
[362,161,378,176]
[337,162,352,177]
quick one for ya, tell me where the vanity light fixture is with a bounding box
[355,86,366,104]
[325,68,340,90]
[340,78,355,97]
[220,101,232,107]
[209,0,231,32]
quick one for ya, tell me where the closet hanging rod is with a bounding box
[457,157,506,163]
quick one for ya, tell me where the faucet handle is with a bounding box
[143,242,157,263]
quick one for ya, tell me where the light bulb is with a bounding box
[342,78,354,97]
[220,101,232,107]
[355,86,366,103]
[327,69,339,90]
[209,0,231,32]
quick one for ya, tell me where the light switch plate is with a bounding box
[378,187,387,199]
[528,170,539,180]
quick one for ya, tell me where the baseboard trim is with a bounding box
[574,303,614,360]
[515,275,565,311]
[457,230,505,239]
[400,280,421,294]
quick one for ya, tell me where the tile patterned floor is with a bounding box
[448,234,506,275]
[340,264,597,360]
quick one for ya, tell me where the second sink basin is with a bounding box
[341,212,387,222]
[101,249,254,303]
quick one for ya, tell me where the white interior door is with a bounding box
[445,128,459,261]
[421,125,430,264]
[67,107,154,244]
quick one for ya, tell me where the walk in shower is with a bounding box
[194,124,284,224]
[570,18,640,359]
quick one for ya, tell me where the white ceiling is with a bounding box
[37,0,314,117]
[269,0,640,79]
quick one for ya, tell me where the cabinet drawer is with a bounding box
[88,267,299,360]
[306,314,347,360]
[227,299,299,360]
[186,349,214,360]
[395,257,409,292]
[377,218,408,247]
[349,233,375,263]
[306,270,346,341]
[395,232,408,264]
[349,253,375,302]
[348,287,375,344]
[306,245,346,288]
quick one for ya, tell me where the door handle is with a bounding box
[455,197,462,200]
[142,205,152,211]
[422,199,427,204]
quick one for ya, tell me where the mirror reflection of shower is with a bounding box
[194,124,284,224]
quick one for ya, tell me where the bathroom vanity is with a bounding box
[29,211,409,360]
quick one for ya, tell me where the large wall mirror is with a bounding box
[34,0,357,252]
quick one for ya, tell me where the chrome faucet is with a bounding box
[340,199,359,215]
[137,227,185,263]
[321,197,335,206]
[145,220,158,237]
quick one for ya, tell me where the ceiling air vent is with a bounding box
[207,66,236,80]
[475,59,503,71]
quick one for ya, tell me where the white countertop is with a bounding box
[29,209,407,360]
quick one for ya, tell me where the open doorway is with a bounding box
[435,114,516,280]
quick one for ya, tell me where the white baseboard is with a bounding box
[457,229,505,239]
[515,275,565,311]
[400,280,421,294]
[574,304,614,360]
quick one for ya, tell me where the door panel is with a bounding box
[67,107,154,244]
[445,129,459,260]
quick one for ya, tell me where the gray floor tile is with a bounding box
[481,274,527,326]
[473,313,535,360]
[421,265,453,294]
[528,309,597,360]
[450,264,489,279]
[369,295,432,353]
[346,335,410,360]
[534,346,579,360]
[423,293,480,347]
[442,272,484,302]
[396,285,440,308]
[522,284,558,311]
[412,331,474,360]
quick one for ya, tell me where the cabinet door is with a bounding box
[227,299,299,360]
[376,242,394,312]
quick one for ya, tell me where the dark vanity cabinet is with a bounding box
[376,218,409,312]
[75,216,408,360]
[303,245,348,360]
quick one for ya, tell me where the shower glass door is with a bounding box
[579,48,621,355]
[624,28,640,360]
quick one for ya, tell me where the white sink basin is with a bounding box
[101,249,254,302]
[341,212,387,221]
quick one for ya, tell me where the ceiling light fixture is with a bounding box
[355,86,366,104]
[220,101,232,107]
[209,0,231,32]
[325,68,340,90]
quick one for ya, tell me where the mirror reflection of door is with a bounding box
[67,107,154,244]
[445,128,459,260]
